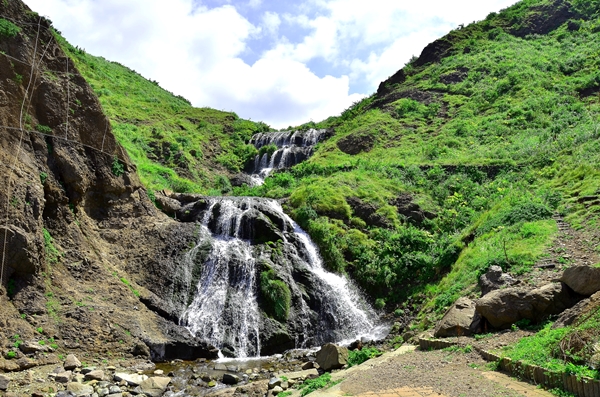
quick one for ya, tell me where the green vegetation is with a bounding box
[119,277,140,297]
[296,373,341,396]
[0,18,19,38]
[5,351,16,359]
[111,156,125,177]
[42,228,60,264]
[35,124,52,134]
[259,269,291,322]
[55,31,269,193]
[500,323,599,380]
[348,347,382,367]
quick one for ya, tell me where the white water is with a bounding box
[249,129,327,185]
[179,197,383,357]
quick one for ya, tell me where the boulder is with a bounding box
[84,369,104,381]
[315,343,348,371]
[66,383,94,397]
[479,265,518,296]
[553,291,600,329]
[561,265,600,296]
[0,374,9,391]
[136,376,172,397]
[222,373,240,385]
[19,341,53,354]
[63,354,81,370]
[113,372,148,386]
[434,297,480,337]
[476,282,576,329]
[55,371,72,383]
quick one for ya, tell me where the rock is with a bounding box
[476,282,577,329]
[479,265,518,296]
[301,361,315,370]
[113,372,148,386]
[64,354,81,370]
[80,367,96,374]
[18,341,52,354]
[348,340,363,351]
[561,265,600,296]
[337,132,376,155]
[132,342,150,357]
[434,297,481,337]
[214,363,227,371]
[108,386,121,394]
[56,392,77,397]
[0,358,20,372]
[16,356,36,370]
[268,377,282,389]
[84,369,104,381]
[222,373,240,385]
[207,380,216,387]
[136,376,172,397]
[66,382,94,396]
[315,343,348,371]
[272,386,283,395]
[0,374,10,391]
[554,291,600,329]
[55,371,72,383]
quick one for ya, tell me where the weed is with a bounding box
[297,373,341,396]
[36,327,43,334]
[348,347,382,367]
[0,18,19,38]
[6,351,16,359]
[111,156,125,177]
[42,228,60,264]
[35,124,52,134]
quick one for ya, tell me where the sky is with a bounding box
[23,0,519,129]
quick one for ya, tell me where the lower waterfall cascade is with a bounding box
[176,197,384,358]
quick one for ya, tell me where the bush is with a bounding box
[0,18,20,38]
[348,347,382,367]
[260,270,291,322]
[111,156,125,176]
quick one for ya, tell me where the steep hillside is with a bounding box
[236,0,600,323]
[54,34,270,195]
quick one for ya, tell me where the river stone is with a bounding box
[113,372,148,386]
[268,377,282,389]
[476,282,575,329]
[55,371,72,383]
[222,373,240,385]
[64,354,81,370]
[561,265,600,296]
[84,369,104,381]
[136,376,172,397]
[0,374,9,391]
[272,386,284,395]
[479,265,518,296]
[214,363,227,371]
[434,297,480,337]
[66,382,94,396]
[316,343,348,371]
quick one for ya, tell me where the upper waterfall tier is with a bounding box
[248,129,330,184]
[167,195,385,358]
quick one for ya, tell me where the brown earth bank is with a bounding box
[0,0,219,368]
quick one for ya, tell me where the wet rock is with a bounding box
[561,265,600,296]
[63,354,81,370]
[316,343,348,371]
[480,265,518,296]
[223,373,240,385]
[434,297,480,337]
[476,282,577,329]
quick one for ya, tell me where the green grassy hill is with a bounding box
[58,0,600,373]
[55,34,270,196]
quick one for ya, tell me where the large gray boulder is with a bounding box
[561,265,600,296]
[479,265,518,296]
[434,297,480,337]
[476,282,576,329]
[136,376,172,397]
[0,374,9,391]
[316,343,348,371]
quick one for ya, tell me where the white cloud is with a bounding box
[22,0,519,128]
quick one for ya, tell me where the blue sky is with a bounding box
[23,0,519,128]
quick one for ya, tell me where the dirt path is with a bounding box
[301,346,553,397]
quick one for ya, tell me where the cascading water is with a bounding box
[178,196,382,358]
[249,129,328,185]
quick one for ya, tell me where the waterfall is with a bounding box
[178,197,381,358]
[249,129,328,185]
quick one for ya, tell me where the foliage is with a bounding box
[348,347,382,367]
[296,373,341,396]
[259,269,291,322]
[111,156,125,177]
[119,277,140,297]
[42,228,60,264]
[0,18,19,38]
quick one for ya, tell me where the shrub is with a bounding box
[259,269,291,322]
[348,347,382,367]
[0,18,20,38]
[35,124,52,134]
[111,156,125,176]
[6,351,16,359]
[258,144,278,157]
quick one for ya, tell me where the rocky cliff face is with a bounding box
[0,1,216,367]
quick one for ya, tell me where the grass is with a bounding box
[348,347,382,367]
[297,373,342,396]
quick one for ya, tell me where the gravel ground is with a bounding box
[338,349,526,397]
